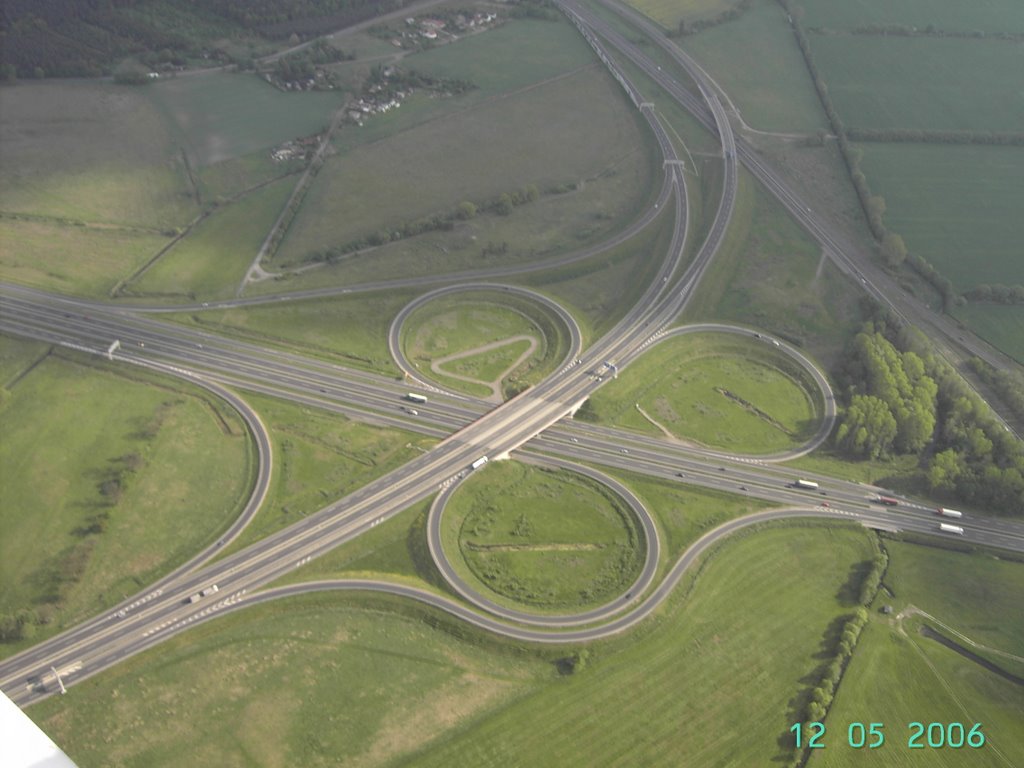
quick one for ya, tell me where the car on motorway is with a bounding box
[739,485,747,491]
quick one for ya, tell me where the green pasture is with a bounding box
[30,592,553,768]
[626,0,740,29]
[798,0,1024,34]
[682,167,866,368]
[409,18,597,98]
[586,331,823,454]
[146,71,345,167]
[810,539,1024,767]
[0,217,168,299]
[246,143,657,294]
[684,0,829,133]
[130,176,293,301]
[403,292,570,399]
[406,523,877,767]
[808,34,1024,133]
[168,290,414,375]
[441,462,644,612]
[951,304,1024,366]
[29,520,877,768]
[276,65,652,269]
[0,343,251,655]
[856,143,1024,291]
[327,18,598,154]
[0,81,197,229]
[221,393,435,555]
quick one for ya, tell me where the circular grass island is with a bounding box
[440,461,646,614]
[400,289,573,401]
[584,331,826,454]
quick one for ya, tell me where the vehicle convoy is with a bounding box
[471,456,489,470]
[405,393,428,404]
[794,479,819,491]
[939,523,965,535]
[937,507,963,519]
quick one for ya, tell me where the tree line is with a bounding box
[776,0,961,312]
[0,0,397,80]
[846,128,1024,146]
[834,309,1024,514]
[668,0,754,38]
[301,185,541,265]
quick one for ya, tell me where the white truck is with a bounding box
[937,507,963,519]
[939,523,964,535]
[794,479,819,491]
[471,456,489,470]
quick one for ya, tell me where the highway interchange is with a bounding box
[2,0,1023,712]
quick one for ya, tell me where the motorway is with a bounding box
[2,2,1023,710]
[0,6,720,704]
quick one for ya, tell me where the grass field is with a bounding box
[683,0,829,133]
[950,304,1024,366]
[626,0,740,29]
[0,342,251,655]
[406,523,877,767]
[129,176,294,301]
[275,64,652,271]
[29,522,877,767]
[402,292,570,399]
[0,81,198,229]
[809,538,1024,767]
[799,0,1024,34]
[808,35,1024,134]
[220,393,435,555]
[442,462,644,611]
[29,592,554,768]
[855,143,1024,291]
[586,331,823,454]
[681,167,866,369]
[168,289,416,375]
[0,217,169,298]
[146,71,346,167]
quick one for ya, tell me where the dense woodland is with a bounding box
[0,0,400,79]
[835,310,1024,514]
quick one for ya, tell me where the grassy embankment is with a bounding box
[0,336,252,655]
[30,521,877,768]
